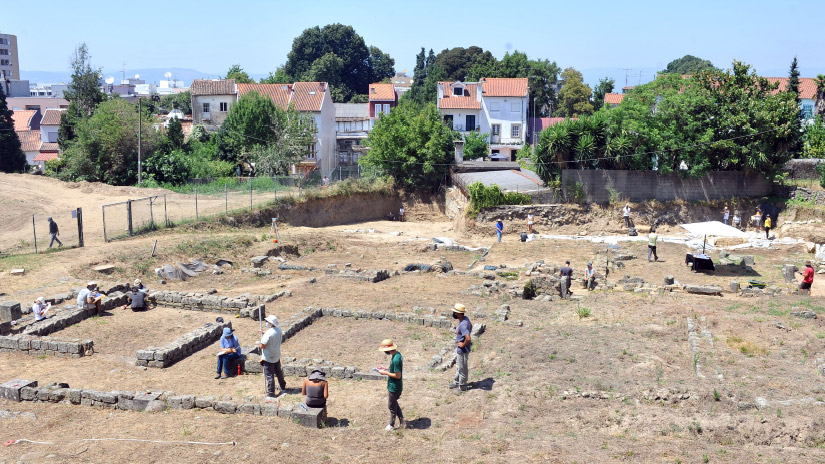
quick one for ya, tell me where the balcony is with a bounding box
[453,124,480,132]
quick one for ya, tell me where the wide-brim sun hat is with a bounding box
[87,281,97,287]
[379,338,397,351]
[309,369,326,381]
[265,315,279,326]
[452,303,466,314]
[134,278,142,286]
[805,260,812,266]
[222,327,233,337]
[36,297,45,303]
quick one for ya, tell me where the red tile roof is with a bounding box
[291,82,327,112]
[438,82,481,109]
[530,117,576,134]
[369,83,396,101]
[191,79,237,96]
[11,110,37,131]
[33,151,59,162]
[604,93,624,105]
[16,130,41,152]
[481,78,528,97]
[40,108,65,126]
[39,143,60,152]
[238,83,293,109]
[766,77,818,100]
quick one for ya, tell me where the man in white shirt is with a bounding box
[399,206,405,222]
[527,211,534,234]
[260,315,286,398]
[623,203,631,228]
[32,297,51,321]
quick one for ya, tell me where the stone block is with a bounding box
[49,388,67,403]
[66,388,82,404]
[117,398,135,410]
[261,403,280,417]
[195,396,215,409]
[237,403,261,415]
[0,302,22,322]
[91,391,117,404]
[168,394,196,410]
[132,391,162,411]
[684,285,723,296]
[0,379,37,401]
[291,405,327,428]
[213,401,237,414]
[278,405,293,419]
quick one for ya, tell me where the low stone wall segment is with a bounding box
[136,321,233,368]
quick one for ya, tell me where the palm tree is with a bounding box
[815,74,825,119]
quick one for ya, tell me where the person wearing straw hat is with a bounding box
[32,297,51,321]
[260,315,287,397]
[449,304,472,392]
[76,281,102,315]
[377,339,404,431]
[798,260,815,296]
[302,369,329,408]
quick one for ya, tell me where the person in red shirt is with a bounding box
[798,260,814,295]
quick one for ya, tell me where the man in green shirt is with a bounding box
[648,228,659,262]
[378,338,404,431]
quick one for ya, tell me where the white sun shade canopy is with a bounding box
[680,221,749,238]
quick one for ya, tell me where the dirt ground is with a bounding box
[2,176,825,463]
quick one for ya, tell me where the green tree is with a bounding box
[58,98,160,185]
[63,43,106,117]
[463,131,490,160]
[224,64,253,83]
[803,116,825,158]
[369,46,395,84]
[284,24,379,101]
[661,55,716,74]
[361,101,456,190]
[0,84,26,172]
[815,75,825,119]
[435,46,492,81]
[145,149,190,184]
[159,90,192,114]
[555,67,594,117]
[166,116,185,151]
[260,67,291,84]
[302,52,346,100]
[218,91,278,162]
[788,56,801,104]
[248,106,317,176]
[592,77,615,111]
[787,56,804,155]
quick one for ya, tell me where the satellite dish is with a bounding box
[134,74,140,79]
[104,76,115,85]
[164,72,172,79]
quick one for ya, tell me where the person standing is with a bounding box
[377,339,404,431]
[764,215,772,239]
[798,260,814,295]
[753,208,762,230]
[648,228,659,262]
[449,304,472,392]
[322,175,330,188]
[260,315,287,397]
[722,205,730,225]
[47,217,62,248]
[733,211,741,230]
[527,211,534,234]
[623,203,631,228]
[399,206,405,222]
[495,220,504,243]
[215,327,241,380]
[584,262,596,291]
[559,260,574,298]
[32,297,51,321]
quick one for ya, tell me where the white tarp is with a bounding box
[680,221,749,239]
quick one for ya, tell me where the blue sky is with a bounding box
[4,0,824,88]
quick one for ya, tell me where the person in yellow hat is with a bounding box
[377,338,404,431]
[449,303,472,392]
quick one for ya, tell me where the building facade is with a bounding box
[368,83,397,128]
[0,33,19,80]
[190,79,237,132]
[335,103,370,173]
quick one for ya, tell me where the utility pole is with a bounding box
[138,96,142,185]
[638,71,643,85]
[621,68,632,89]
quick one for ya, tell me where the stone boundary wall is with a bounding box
[136,322,232,368]
[0,379,326,428]
[561,170,772,203]
[22,291,129,337]
[0,335,94,358]
[783,159,824,179]
[775,186,825,206]
[149,291,267,319]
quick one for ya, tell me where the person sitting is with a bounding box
[215,327,242,379]
[76,281,103,316]
[122,286,148,311]
[302,369,329,408]
[584,262,596,290]
[32,297,51,321]
[133,278,155,307]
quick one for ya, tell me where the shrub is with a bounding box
[467,182,531,212]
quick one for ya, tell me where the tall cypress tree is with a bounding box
[0,84,26,173]
[787,56,804,155]
[788,56,800,105]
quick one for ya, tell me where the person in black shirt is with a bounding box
[559,260,574,298]
[47,217,62,248]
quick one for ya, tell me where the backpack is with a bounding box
[628,227,638,236]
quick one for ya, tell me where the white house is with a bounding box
[437,77,528,161]
[335,103,370,169]
[190,79,237,132]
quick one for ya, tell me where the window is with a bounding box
[0,49,8,55]
[0,59,9,66]
[219,102,228,112]
[453,86,464,96]
[202,102,210,114]
[383,104,391,114]
[802,104,814,119]
[491,124,500,135]
[511,124,521,138]
[376,104,385,116]
[443,115,453,129]
[307,143,316,159]
[0,38,7,45]
[489,102,500,111]
[465,115,476,131]
[511,102,520,112]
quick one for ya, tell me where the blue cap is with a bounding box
[222,327,233,337]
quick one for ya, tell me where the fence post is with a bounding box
[273,176,277,202]
[149,197,154,230]
[195,188,199,222]
[76,208,84,247]
[163,194,168,227]
[127,200,133,236]
[32,214,38,254]
[102,205,107,242]
[250,178,253,209]
[225,183,228,216]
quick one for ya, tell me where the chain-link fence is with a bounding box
[0,209,84,257]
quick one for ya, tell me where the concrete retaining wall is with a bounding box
[136,321,232,368]
[561,170,772,203]
[0,335,93,357]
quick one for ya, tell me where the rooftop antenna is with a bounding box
[121,62,126,83]
[638,71,643,85]
[621,68,632,88]
[165,71,173,88]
